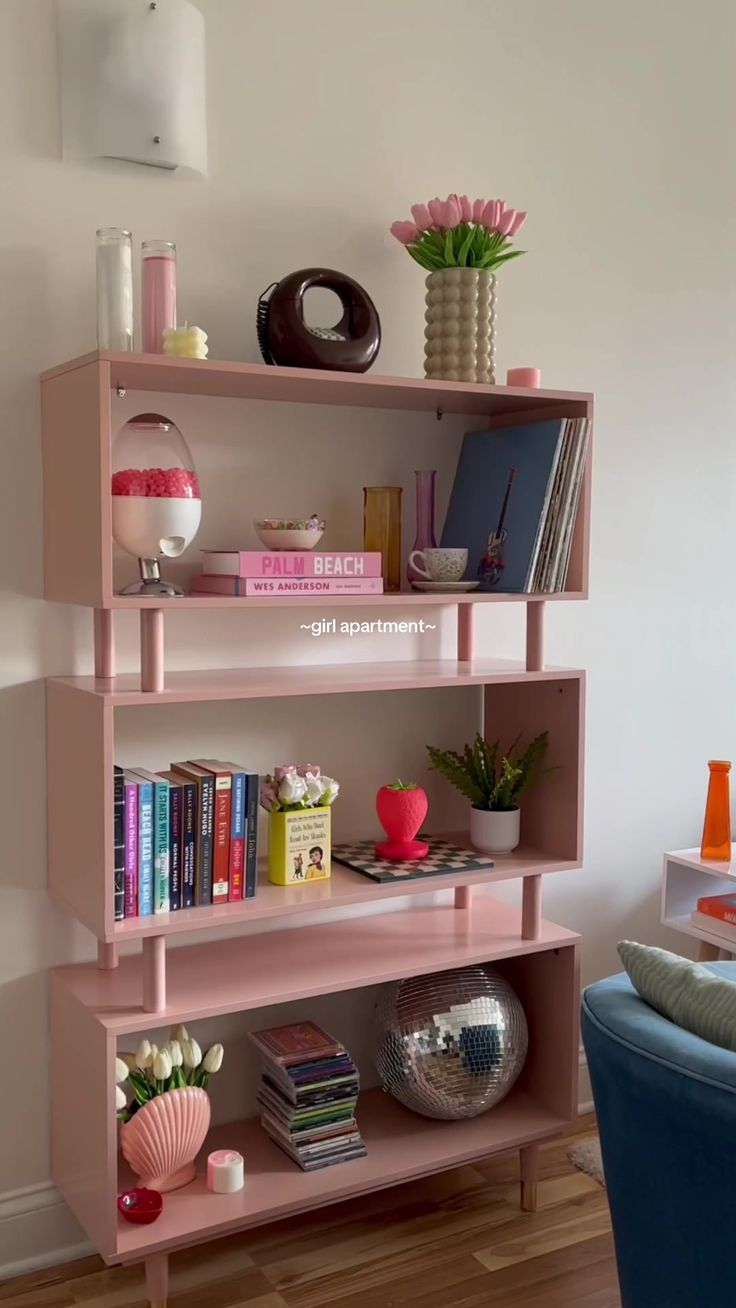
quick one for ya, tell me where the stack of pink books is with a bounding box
[192,550,384,596]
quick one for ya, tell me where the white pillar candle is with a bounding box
[96,229,133,352]
[207,1149,245,1193]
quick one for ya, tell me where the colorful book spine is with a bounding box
[172,764,214,905]
[135,776,154,917]
[191,576,384,596]
[168,780,182,912]
[193,762,231,904]
[228,770,246,901]
[113,766,125,922]
[133,772,170,914]
[181,781,196,909]
[201,550,382,578]
[695,893,736,924]
[122,774,139,918]
[245,771,259,899]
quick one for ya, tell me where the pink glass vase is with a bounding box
[408,469,437,587]
[120,1087,210,1192]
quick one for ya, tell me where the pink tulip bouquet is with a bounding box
[390,193,527,273]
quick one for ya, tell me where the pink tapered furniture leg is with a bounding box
[93,608,115,679]
[454,885,472,910]
[140,609,165,693]
[521,874,542,941]
[519,1141,540,1212]
[457,603,475,661]
[97,941,118,970]
[145,1252,168,1308]
[143,936,166,1013]
[525,603,545,671]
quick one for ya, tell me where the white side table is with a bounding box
[663,847,736,961]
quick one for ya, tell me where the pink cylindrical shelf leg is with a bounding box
[519,1141,540,1212]
[143,936,166,1013]
[93,609,115,679]
[454,885,472,910]
[145,1251,169,1308]
[97,940,118,970]
[521,874,542,940]
[457,603,476,661]
[140,609,165,693]
[526,602,545,672]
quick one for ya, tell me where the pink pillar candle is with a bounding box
[142,241,177,353]
[506,367,541,388]
[207,1149,245,1193]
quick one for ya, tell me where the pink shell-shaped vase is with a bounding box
[120,1087,211,1193]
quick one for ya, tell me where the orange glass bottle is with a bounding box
[701,760,732,861]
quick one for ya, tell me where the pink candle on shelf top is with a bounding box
[142,240,177,353]
[506,367,541,388]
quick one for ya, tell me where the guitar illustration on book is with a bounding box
[477,468,517,588]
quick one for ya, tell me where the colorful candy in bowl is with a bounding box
[254,515,325,550]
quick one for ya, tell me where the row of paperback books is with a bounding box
[191,551,384,597]
[250,1021,366,1171]
[112,760,258,920]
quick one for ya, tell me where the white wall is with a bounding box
[2,0,735,1276]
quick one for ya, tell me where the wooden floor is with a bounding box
[0,1116,618,1308]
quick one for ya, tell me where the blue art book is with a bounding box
[132,773,154,917]
[441,420,566,593]
[133,771,171,915]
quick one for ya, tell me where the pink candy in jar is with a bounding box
[111,413,201,596]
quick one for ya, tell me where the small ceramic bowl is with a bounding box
[117,1188,163,1225]
[254,517,326,551]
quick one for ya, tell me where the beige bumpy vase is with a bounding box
[424,267,496,384]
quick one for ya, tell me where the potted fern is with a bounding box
[426,731,548,854]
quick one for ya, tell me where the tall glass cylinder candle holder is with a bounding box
[142,240,177,353]
[364,486,402,593]
[701,759,732,861]
[96,228,133,351]
[408,469,437,587]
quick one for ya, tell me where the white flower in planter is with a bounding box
[319,776,340,805]
[115,1085,127,1111]
[170,1024,189,1043]
[167,1039,183,1068]
[203,1043,224,1074]
[278,772,308,805]
[115,1056,130,1084]
[135,1039,154,1071]
[182,1037,202,1070]
[153,1049,172,1082]
[304,772,323,805]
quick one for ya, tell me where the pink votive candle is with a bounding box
[142,240,177,353]
[506,367,541,388]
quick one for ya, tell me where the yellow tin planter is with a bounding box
[268,806,331,885]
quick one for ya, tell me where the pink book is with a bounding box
[122,772,138,918]
[191,575,384,596]
[201,550,382,578]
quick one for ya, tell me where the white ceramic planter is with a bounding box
[112,495,201,559]
[469,806,520,855]
[424,267,496,383]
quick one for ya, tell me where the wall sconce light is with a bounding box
[57,0,207,175]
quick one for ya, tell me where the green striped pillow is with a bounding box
[618,940,736,1053]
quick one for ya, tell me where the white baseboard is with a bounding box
[578,1044,593,1115]
[0,1048,596,1284]
[0,1182,91,1283]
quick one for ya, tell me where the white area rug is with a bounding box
[567,1135,606,1186]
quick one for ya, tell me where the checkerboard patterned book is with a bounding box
[332,838,494,883]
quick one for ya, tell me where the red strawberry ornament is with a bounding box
[375,779,429,861]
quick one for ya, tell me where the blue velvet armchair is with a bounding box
[582,966,736,1308]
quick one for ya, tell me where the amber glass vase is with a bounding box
[364,486,402,592]
[701,760,732,861]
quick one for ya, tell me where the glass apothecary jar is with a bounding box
[111,413,201,595]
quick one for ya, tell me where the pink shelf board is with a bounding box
[108,843,580,942]
[49,661,583,708]
[54,896,580,1034]
[110,589,587,610]
[114,1086,567,1262]
[42,351,593,419]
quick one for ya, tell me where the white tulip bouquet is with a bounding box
[115,1024,224,1121]
[259,764,340,813]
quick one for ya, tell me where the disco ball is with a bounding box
[375,965,528,1120]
